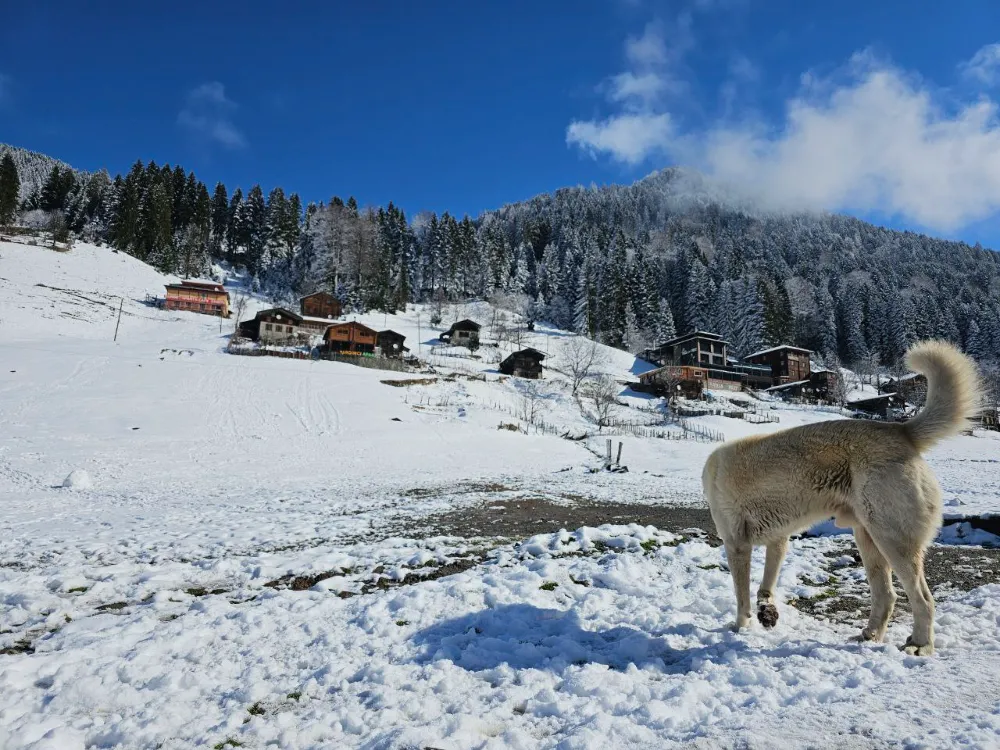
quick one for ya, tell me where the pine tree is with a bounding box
[0,153,20,226]
[227,187,246,263]
[210,183,229,256]
[966,318,984,359]
[683,259,713,334]
[244,185,267,274]
[146,182,174,272]
[815,279,838,358]
[651,297,677,342]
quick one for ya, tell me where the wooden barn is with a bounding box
[499,348,545,379]
[376,330,408,358]
[237,308,304,344]
[165,279,230,317]
[300,291,342,320]
[743,344,812,386]
[324,321,378,354]
[440,319,481,349]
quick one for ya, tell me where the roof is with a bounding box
[165,279,226,293]
[744,344,813,359]
[255,307,303,322]
[764,379,810,392]
[507,347,546,360]
[324,320,378,335]
[299,314,341,324]
[886,372,924,383]
[299,291,338,301]
[810,361,833,374]
[447,319,481,331]
[657,330,727,348]
[848,393,898,405]
[377,329,406,339]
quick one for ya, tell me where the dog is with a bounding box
[702,340,981,655]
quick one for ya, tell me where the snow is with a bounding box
[2,239,1000,748]
[744,344,812,358]
[60,469,92,490]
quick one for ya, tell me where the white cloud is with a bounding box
[960,43,1000,86]
[178,82,246,149]
[568,34,1000,232]
[567,113,674,165]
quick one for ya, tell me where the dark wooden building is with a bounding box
[642,331,728,368]
[237,308,304,343]
[376,330,408,358]
[849,393,909,420]
[300,292,342,320]
[499,348,545,379]
[440,319,481,348]
[879,372,928,403]
[743,345,812,386]
[324,321,378,354]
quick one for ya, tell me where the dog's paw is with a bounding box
[899,637,934,656]
[851,627,882,643]
[756,603,779,629]
[730,616,752,633]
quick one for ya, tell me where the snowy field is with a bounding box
[2,239,1000,749]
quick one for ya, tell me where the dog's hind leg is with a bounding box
[854,525,896,643]
[725,541,753,631]
[756,537,787,629]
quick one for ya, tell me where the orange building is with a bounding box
[323,321,378,354]
[164,280,230,317]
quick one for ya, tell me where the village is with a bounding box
[159,278,1000,430]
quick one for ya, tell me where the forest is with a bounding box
[2,143,999,373]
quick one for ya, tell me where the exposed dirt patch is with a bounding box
[413,496,720,544]
[381,377,437,387]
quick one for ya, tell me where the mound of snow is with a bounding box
[61,469,92,490]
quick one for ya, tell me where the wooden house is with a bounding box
[849,392,909,420]
[637,364,745,398]
[499,348,545,379]
[324,321,378,354]
[879,372,928,403]
[300,292,342,320]
[440,319,481,349]
[642,331,728,368]
[982,406,999,432]
[808,365,841,402]
[237,308,304,344]
[743,345,812,386]
[165,279,230,317]
[376,330,408,358]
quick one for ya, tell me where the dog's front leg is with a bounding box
[725,541,753,631]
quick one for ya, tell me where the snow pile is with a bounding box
[60,469,92,490]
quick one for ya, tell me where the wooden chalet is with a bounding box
[743,344,812,386]
[300,292,342,320]
[324,321,378,354]
[238,308,304,344]
[637,363,746,398]
[376,330,408,358]
[642,331,728,368]
[440,319,481,348]
[879,372,928,402]
[499,347,545,379]
[165,279,230,317]
[849,392,909,420]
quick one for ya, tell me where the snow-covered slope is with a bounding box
[2,239,1000,749]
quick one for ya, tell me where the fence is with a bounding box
[227,343,409,371]
[744,412,780,424]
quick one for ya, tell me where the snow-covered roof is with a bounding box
[764,379,810,392]
[810,361,833,373]
[744,344,812,359]
[299,315,340,324]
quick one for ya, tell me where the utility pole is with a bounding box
[113,296,124,342]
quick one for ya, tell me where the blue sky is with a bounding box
[3,1,1000,246]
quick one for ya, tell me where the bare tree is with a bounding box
[582,374,621,429]
[231,290,250,334]
[517,380,547,425]
[562,336,608,396]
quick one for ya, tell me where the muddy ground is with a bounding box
[410,495,1000,628]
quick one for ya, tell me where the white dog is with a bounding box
[702,340,981,655]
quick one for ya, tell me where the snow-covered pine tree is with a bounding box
[0,153,21,226]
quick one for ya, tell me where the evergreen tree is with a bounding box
[0,153,20,226]
[210,183,229,256]
[683,259,713,334]
[651,297,677,342]
[244,185,267,274]
[966,318,984,359]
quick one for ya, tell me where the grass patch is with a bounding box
[286,691,302,701]
[213,741,243,749]
[67,586,88,594]
[395,620,409,626]
[539,581,559,591]
[698,564,721,571]
[96,601,127,612]
[247,702,265,716]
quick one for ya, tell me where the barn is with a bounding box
[499,348,545,379]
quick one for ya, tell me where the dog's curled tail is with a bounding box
[903,339,982,452]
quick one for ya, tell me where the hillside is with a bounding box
[1,239,1000,748]
[0,143,81,202]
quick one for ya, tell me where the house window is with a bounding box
[286,326,293,333]
[265,324,272,331]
